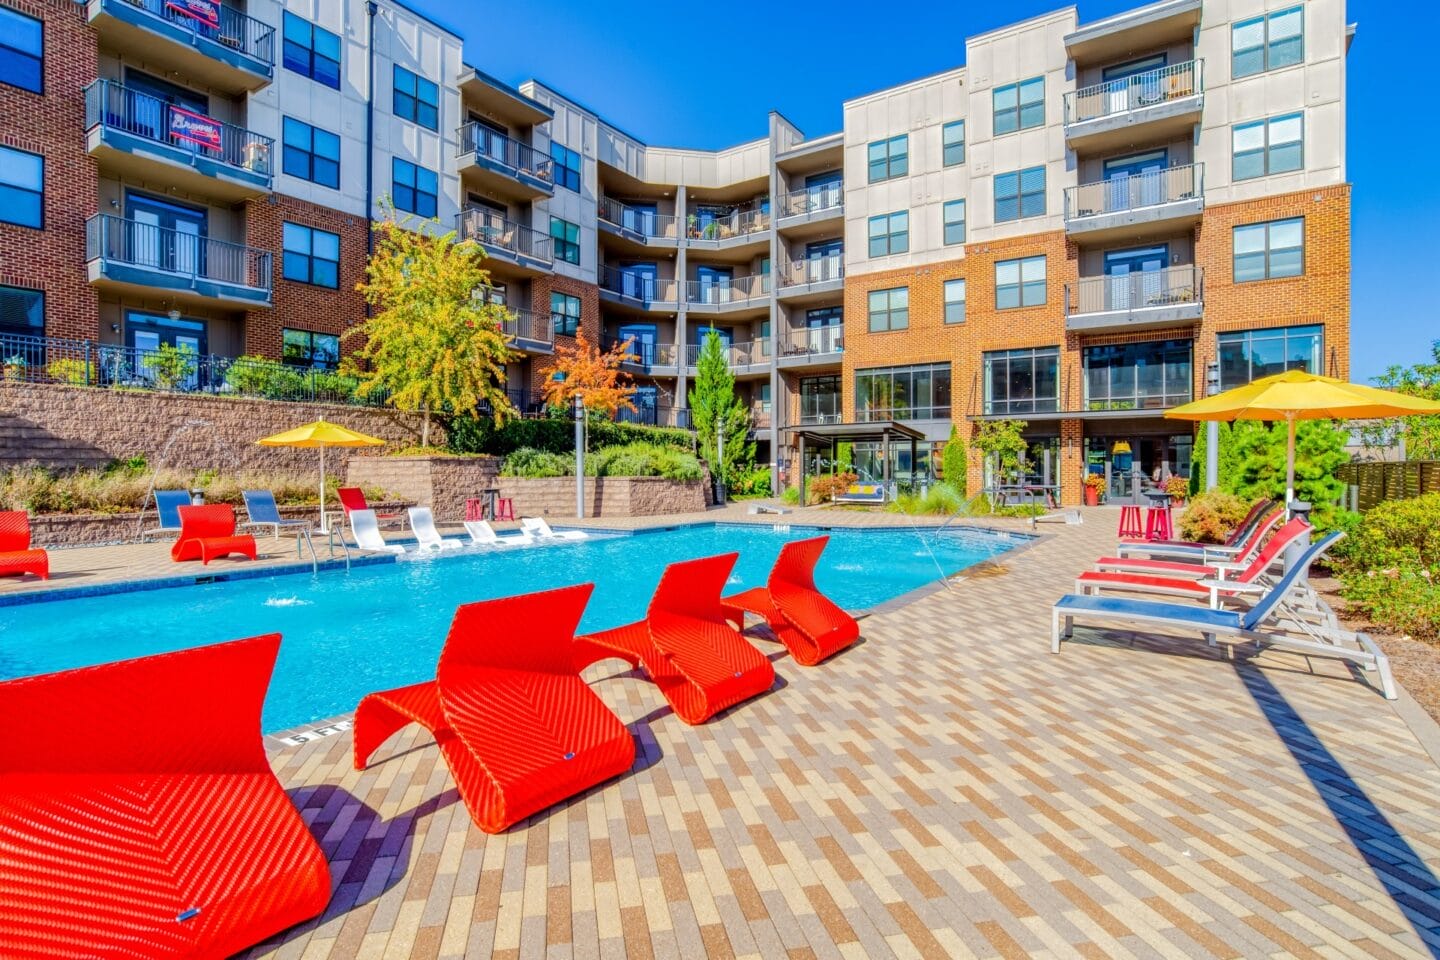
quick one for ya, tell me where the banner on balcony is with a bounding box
[164,0,221,30]
[169,106,223,151]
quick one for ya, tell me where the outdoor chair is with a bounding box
[721,536,859,666]
[520,517,588,541]
[0,634,332,958]
[574,553,775,725]
[349,509,405,555]
[337,487,404,528]
[0,511,48,580]
[463,520,533,548]
[241,489,312,553]
[142,489,193,541]
[352,584,636,833]
[409,507,463,552]
[171,504,257,564]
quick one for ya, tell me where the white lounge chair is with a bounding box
[409,507,463,552]
[350,509,405,555]
[463,520,533,547]
[520,517,588,541]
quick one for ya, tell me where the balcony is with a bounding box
[776,325,843,369]
[598,266,680,312]
[457,208,553,276]
[777,255,844,302]
[456,122,553,201]
[685,339,770,376]
[1065,264,1202,333]
[684,274,770,315]
[85,0,274,93]
[604,336,680,375]
[497,306,553,354]
[684,202,770,251]
[776,182,843,238]
[84,80,272,200]
[1063,60,1203,151]
[1064,163,1203,241]
[85,214,272,307]
[597,197,679,248]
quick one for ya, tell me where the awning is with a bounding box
[782,420,926,445]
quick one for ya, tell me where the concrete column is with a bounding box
[766,138,782,494]
[674,183,688,411]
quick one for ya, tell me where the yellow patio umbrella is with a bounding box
[1166,369,1440,505]
[257,419,386,530]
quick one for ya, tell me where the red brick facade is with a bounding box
[525,273,601,395]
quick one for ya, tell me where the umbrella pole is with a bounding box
[1285,413,1297,510]
[319,444,327,533]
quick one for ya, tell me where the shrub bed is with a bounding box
[448,415,693,457]
[499,443,702,481]
[1337,493,1440,643]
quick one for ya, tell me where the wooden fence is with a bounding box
[1335,461,1440,511]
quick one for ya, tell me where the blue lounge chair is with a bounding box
[141,490,193,541]
[1052,532,1396,700]
[242,490,314,555]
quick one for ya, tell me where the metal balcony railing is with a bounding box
[779,255,844,288]
[685,201,770,241]
[85,214,272,291]
[781,325,844,357]
[685,339,769,368]
[797,409,843,426]
[457,208,553,265]
[597,197,679,241]
[1065,163,1202,221]
[456,122,553,184]
[685,273,770,306]
[119,0,275,66]
[603,336,679,369]
[495,306,553,346]
[751,407,773,430]
[85,79,273,177]
[598,265,679,304]
[1065,264,1203,316]
[779,181,843,218]
[1064,59,1202,126]
[615,403,692,430]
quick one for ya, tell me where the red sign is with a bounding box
[164,0,220,31]
[169,105,223,152]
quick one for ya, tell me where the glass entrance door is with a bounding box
[620,262,657,301]
[623,202,657,237]
[127,192,206,277]
[696,265,733,304]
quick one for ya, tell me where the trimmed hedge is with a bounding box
[448,415,693,457]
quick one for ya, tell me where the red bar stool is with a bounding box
[1117,505,1143,539]
[1144,499,1174,541]
[464,498,486,522]
[493,497,516,521]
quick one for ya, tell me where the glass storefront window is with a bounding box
[1217,324,1322,389]
[855,363,951,421]
[983,347,1059,415]
[799,375,841,424]
[1083,339,1192,411]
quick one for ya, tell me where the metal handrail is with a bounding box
[85,214,272,290]
[603,335,679,368]
[597,196,680,240]
[797,411,843,426]
[119,0,275,65]
[781,325,844,356]
[496,306,553,346]
[685,274,770,305]
[1065,264,1203,316]
[779,255,844,287]
[456,122,554,184]
[685,201,771,241]
[615,403,692,430]
[1065,163,1202,221]
[457,208,553,264]
[84,79,274,177]
[598,265,679,304]
[1064,60,1202,125]
[779,181,843,218]
[684,339,770,368]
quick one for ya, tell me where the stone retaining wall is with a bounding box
[496,476,708,518]
[29,501,411,546]
[345,456,500,522]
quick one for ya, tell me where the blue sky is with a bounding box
[416,0,1434,382]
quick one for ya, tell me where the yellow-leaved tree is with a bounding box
[347,207,516,446]
[541,328,637,418]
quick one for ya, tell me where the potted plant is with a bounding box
[1163,474,1188,506]
[1083,472,1106,507]
[2,354,26,381]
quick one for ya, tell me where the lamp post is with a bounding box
[715,414,726,506]
[1204,361,1220,491]
[552,370,585,519]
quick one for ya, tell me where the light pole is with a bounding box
[552,370,585,519]
[715,414,725,506]
[1204,361,1220,491]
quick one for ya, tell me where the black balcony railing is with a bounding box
[456,122,553,184]
[120,0,275,66]
[457,208,553,265]
[85,79,274,178]
[615,403,692,430]
[86,214,273,292]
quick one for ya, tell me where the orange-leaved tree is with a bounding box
[541,328,637,417]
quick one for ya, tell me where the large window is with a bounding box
[942,120,965,166]
[393,66,439,131]
[1084,340,1193,411]
[282,117,339,189]
[550,291,581,337]
[282,13,340,90]
[867,135,907,183]
[995,255,1046,309]
[943,278,966,324]
[551,142,580,192]
[993,77,1044,135]
[1218,325,1323,389]
[0,284,43,337]
[1234,217,1303,282]
[799,375,841,425]
[855,363,952,421]
[550,217,580,264]
[867,212,908,258]
[0,6,42,94]
[282,328,340,369]
[994,166,1045,222]
[867,287,908,332]
[943,199,966,245]
[984,347,1059,415]
[392,159,438,218]
[281,222,340,288]
[1232,6,1303,79]
[0,145,42,228]
[1232,113,1303,181]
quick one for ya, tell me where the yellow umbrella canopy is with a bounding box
[257,419,386,528]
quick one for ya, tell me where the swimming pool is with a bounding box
[0,523,1021,731]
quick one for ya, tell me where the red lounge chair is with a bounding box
[0,511,48,580]
[353,584,635,834]
[0,635,331,960]
[338,487,404,527]
[574,553,775,725]
[171,504,258,564]
[721,536,859,666]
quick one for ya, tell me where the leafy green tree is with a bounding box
[1359,339,1440,459]
[1188,422,1247,496]
[1223,420,1351,529]
[941,424,968,494]
[689,331,752,485]
[968,420,1028,483]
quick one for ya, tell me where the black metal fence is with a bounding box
[1336,461,1440,511]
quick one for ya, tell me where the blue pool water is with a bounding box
[0,523,1019,731]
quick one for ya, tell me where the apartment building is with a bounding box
[0,0,1350,505]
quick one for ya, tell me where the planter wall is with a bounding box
[496,476,707,518]
[345,456,500,521]
[28,501,411,547]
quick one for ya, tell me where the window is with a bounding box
[393,66,438,131]
[551,142,580,192]
[994,166,1045,222]
[855,363,952,421]
[0,284,43,337]
[993,77,1044,135]
[0,145,42,228]
[867,211,908,258]
[550,292,581,337]
[1084,340,1192,410]
[943,278,966,324]
[1232,113,1303,181]
[867,287,908,332]
[867,135,907,183]
[282,329,340,369]
[799,375,841,424]
[282,117,339,189]
[1234,218,1303,282]
[282,13,340,90]
[550,217,580,264]
[281,222,340,288]
[1218,325,1323,389]
[995,255,1046,309]
[392,159,438,218]
[943,200,966,245]
[1232,6,1303,78]
[0,6,42,94]
[942,120,965,166]
[984,347,1059,415]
